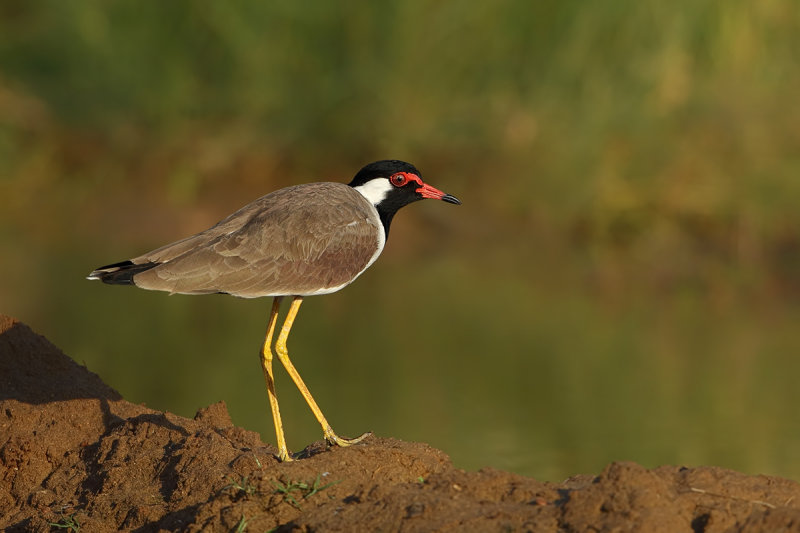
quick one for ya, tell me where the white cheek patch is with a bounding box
[353,177,392,206]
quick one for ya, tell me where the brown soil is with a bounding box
[2,315,800,532]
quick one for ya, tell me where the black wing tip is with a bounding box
[87,260,158,285]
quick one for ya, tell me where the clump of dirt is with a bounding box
[2,314,800,532]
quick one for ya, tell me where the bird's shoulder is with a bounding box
[249,182,374,226]
[214,183,379,257]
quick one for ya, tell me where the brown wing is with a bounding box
[131,183,382,297]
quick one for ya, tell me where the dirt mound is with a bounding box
[2,315,800,532]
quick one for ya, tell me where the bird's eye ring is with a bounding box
[390,173,408,187]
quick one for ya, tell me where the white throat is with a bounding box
[353,178,392,206]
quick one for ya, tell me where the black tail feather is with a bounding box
[87,260,159,285]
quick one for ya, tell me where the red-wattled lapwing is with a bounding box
[88,160,460,461]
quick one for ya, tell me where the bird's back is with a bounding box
[128,182,383,298]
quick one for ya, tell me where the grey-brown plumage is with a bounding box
[88,159,460,462]
[91,183,382,298]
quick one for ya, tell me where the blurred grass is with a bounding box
[2,0,800,481]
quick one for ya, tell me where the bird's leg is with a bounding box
[275,296,371,449]
[260,296,293,462]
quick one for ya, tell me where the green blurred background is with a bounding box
[2,1,799,482]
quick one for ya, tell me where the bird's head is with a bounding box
[349,159,461,210]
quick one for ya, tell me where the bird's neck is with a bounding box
[351,182,400,240]
[375,208,395,239]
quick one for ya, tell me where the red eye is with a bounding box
[390,173,408,187]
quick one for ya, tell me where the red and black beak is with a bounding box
[417,183,462,205]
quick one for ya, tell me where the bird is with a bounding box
[88,159,461,461]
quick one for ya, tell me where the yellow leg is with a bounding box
[275,296,371,448]
[260,296,293,461]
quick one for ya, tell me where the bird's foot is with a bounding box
[324,428,372,448]
[276,447,295,462]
